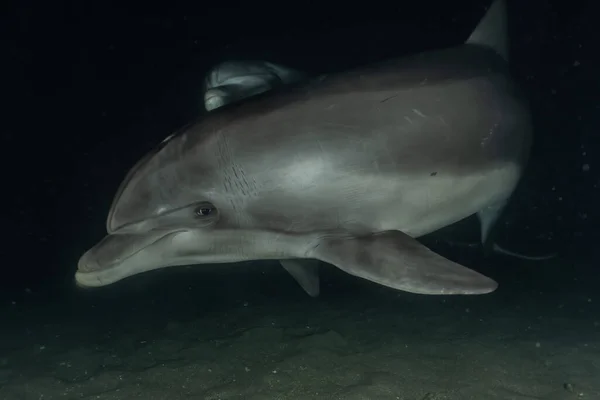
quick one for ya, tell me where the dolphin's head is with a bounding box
[77,119,316,288]
[105,131,220,235]
[77,127,235,287]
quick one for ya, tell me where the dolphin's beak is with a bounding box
[76,230,178,287]
[76,228,317,288]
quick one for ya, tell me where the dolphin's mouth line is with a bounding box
[78,230,184,273]
[76,230,189,288]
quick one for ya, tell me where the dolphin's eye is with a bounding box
[194,203,216,217]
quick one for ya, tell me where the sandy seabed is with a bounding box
[1,255,598,400]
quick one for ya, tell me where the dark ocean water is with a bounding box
[3,0,599,398]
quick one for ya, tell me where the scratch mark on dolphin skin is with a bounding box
[316,139,326,160]
[230,164,258,197]
[372,160,381,173]
[412,109,426,118]
[380,93,400,103]
[216,131,258,203]
[324,122,359,130]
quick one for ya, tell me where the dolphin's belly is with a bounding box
[374,162,523,237]
[241,159,522,237]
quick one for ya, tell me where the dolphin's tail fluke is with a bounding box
[491,243,557,261]
[443,239,558,261]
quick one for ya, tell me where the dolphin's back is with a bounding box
[190,45,530,177]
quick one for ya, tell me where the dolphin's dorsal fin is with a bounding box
[466,0,508,61]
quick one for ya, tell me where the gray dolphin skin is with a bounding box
[77,0,530,296]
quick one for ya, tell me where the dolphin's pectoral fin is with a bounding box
[311,230,498,295]
[491,243,557,260]
[279,259,320,297]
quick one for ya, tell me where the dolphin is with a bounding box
[203,60,305,112]
[201,62,554,261]
[77,0,530,296]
